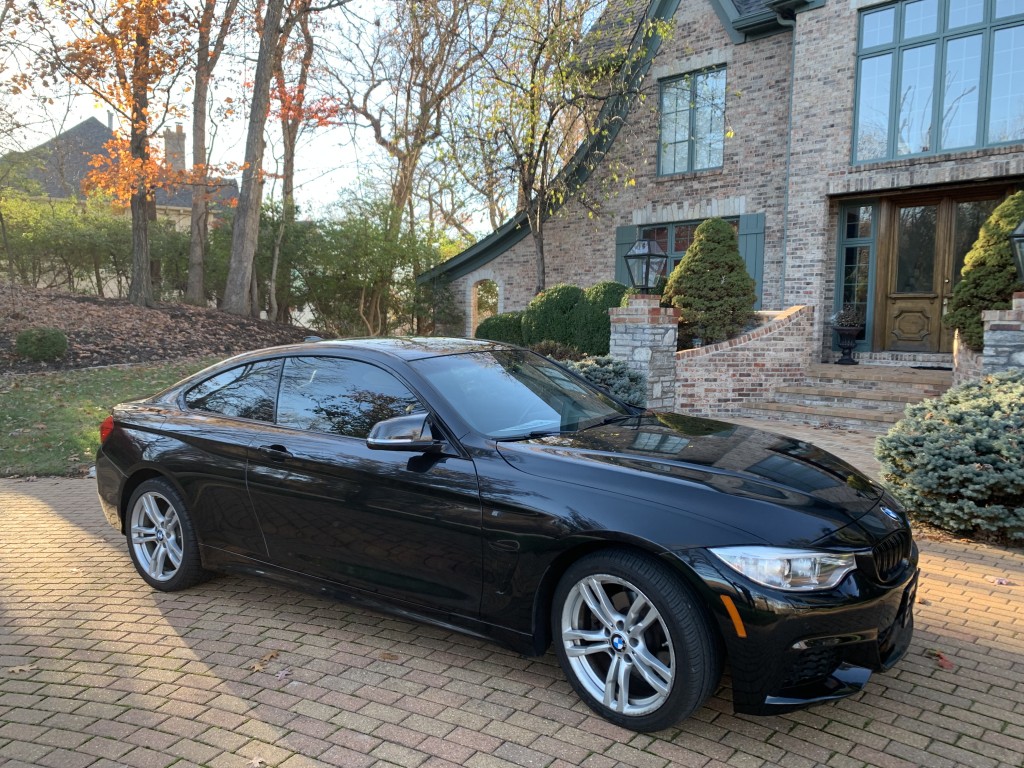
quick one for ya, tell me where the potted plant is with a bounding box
[831,305,864,365]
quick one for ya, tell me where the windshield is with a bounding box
[411,350,631,438]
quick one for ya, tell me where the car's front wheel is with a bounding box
[126,478,210,591]
[552,549,721,732]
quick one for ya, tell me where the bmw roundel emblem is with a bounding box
[881,506,901,522]
[611,635,626,651]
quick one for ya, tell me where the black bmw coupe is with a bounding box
[96,337,918,731]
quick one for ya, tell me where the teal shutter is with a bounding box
[738,213,765,309]
[615,225,638,284]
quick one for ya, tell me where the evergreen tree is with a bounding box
[943,191,1024,352]
[663,218,756,345]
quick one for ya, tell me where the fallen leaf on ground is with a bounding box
[6,664,38,674]
[259,650,280,663]
[378,652,400,661]
[917,597,931,605]
[248,661,267,673]
[275,668,292,680]
[246,758,266,768]
[988,577,1015,586]
[925,649,955,670]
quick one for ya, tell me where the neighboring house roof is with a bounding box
[418,0,792,287]
[3,117,237,209]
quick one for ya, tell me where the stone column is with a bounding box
[608,295,679,411]
[982,292,1024,374]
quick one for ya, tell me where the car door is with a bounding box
[245,355,483,617]
[164,358,283,558]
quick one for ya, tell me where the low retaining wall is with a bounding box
[674,305,815,416]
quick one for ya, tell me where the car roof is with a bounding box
[305,336,511,360]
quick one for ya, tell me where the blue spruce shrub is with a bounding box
[875,369,1024,540]
[565,356,647,407]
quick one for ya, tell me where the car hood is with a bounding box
[494,413,887,546]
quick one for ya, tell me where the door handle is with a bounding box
[257,444,292,462]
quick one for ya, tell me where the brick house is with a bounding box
[421,0,1024,364]
[6,117,237,231]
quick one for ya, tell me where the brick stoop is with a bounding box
[737,362,953,430]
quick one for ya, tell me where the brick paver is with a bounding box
[1,473,1022,768]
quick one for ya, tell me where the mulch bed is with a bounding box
[0,283,311,375]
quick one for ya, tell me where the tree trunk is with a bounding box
[126,28,153,307]
[185,68,211,305]
[222,0,285,316]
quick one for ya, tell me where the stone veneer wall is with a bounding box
[608,295,680,410]
[674,305,814,416]
[982,293,1024,374]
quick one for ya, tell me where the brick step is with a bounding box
[807,363,952,388]
[773,386,917,411]
[739,401,902,428]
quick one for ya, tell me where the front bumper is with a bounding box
[685,546,918,715]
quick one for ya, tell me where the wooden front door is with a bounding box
[876,189,1008,353]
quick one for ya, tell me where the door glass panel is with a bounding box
[903,0,938,37]
[862,7,896,46]
[953,198,1001,282]
[842,246,872,335]
[856,54,893,160]
[948,0,984,27]
[276,357,422,439]
[941,35,982,149]
[898,45,936,155]
[897,205,938,292]
[988,25,1024,143]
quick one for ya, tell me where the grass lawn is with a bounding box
[0,358,218,477]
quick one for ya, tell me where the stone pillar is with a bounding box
[608,295,679,411]
[982,292,1024,374]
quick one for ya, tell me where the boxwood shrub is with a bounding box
[569,281,628,356]
[475,311,524,345]
[521,284,585,347]
[875,369,1024,540]
[15,327,69,362]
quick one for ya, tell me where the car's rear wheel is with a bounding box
[126,479,210,591]
[552,549,721,732]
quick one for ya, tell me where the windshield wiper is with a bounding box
[583,414,637,431]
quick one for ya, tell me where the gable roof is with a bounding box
[418,0,793,286]
[3,117,237,209]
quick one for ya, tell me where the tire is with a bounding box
[552,549,721,732]
[125,478,211,591]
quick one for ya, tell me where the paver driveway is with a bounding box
[1,474,1023,768]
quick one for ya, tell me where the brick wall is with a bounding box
[674,305,815,416]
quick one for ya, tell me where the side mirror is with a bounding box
[366,413,444,453]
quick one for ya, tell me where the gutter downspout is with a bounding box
[777,10,796,309]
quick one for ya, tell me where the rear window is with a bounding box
[184,359,282,422]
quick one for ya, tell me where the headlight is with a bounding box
[708,546,858,591]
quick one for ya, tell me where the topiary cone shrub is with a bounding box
[520,284,585,347]
[875,369,1024,541]
[942,191,1024,352]
[662,218,757,346]
[15,327,69,362]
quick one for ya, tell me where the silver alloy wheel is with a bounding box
[560,573,676,717]
[129,491,184,582]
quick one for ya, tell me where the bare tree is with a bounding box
[184,0,239,306]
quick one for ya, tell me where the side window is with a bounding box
[184,359,282,422]
[276,357,423,439]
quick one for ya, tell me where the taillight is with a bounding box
[99,415,115,444]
